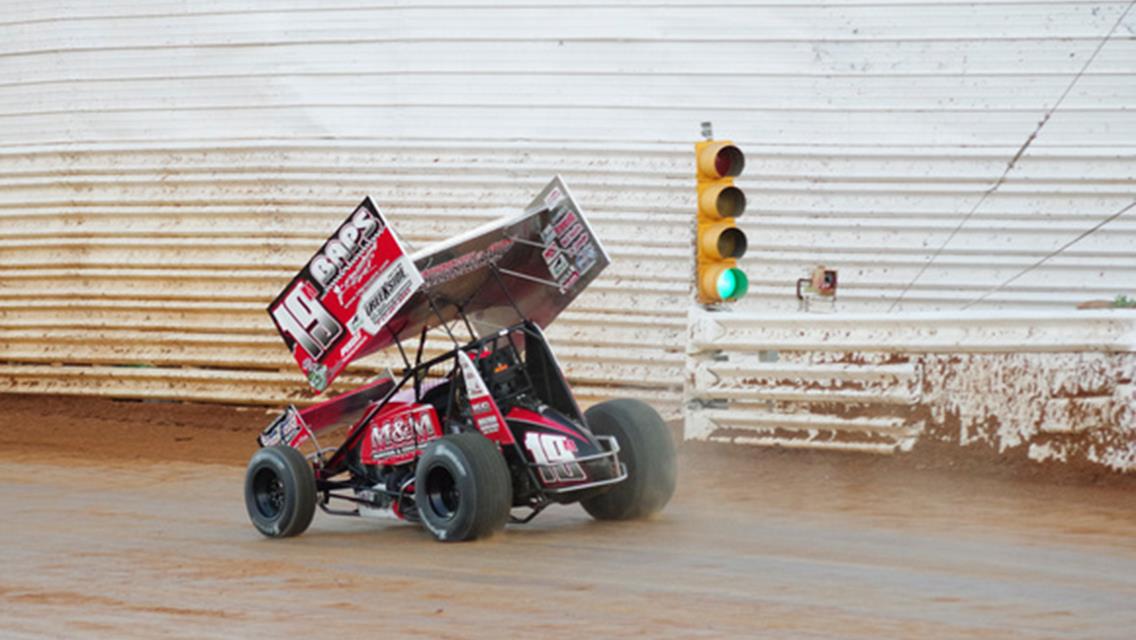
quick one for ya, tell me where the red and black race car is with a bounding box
[245,177,676,542]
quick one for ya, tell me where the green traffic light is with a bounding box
[716,268,749,301]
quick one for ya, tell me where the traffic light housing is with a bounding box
[695,140,749,303]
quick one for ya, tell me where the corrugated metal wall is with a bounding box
[684,308,1136,465]
[1,1,1134,408]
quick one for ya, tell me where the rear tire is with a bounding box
[244,445,317,538]
[415,432,512,542]
[581,399,677,520]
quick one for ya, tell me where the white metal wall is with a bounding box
[1,1,1134,407]
[684,308,1136,470]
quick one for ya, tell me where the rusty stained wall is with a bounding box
[922,352,1136,470]
[685,309,1136,471]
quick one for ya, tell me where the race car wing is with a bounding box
[401,175,611,341]
[268,176,609,392]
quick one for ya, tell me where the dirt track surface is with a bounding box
[2,394,1136,639]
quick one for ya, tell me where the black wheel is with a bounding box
[244,445,317,538]
[581,398,677,520]
[414,432,512,542]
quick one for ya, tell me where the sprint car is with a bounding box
[245,177,676,542]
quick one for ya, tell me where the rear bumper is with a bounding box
[533,434,628,495]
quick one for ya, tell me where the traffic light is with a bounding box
[695,139,749,303]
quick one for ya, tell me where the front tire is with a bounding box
[244,445,317,538]
[581,399,677,520]
[415,432,512,542]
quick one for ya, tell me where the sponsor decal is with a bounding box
[575,243,598,275]
[361,405,441,465]
[350,256,423,336]
[569,231,590,256]
[270,282,343,362]
[561,271,580,290]
[543,186,564,209]
[536,200,599,292]
[303,360,330,392]
[540,224,558,246]
[420,238,515,288]
[308,204,383,295]
[267,197,423,391]
[548,253,571,279]
[553,209,579,236]
[458,350,490,397]
[559,221,584,247]
[476,415,501,433]
[524,431,586,485]
[457,351,512,442]
[258,405,308,448]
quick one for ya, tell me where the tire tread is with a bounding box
[581,399,677,521]
[244,445,317,538]
[416,432,512,542]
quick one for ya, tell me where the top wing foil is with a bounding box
[268,176,609,391]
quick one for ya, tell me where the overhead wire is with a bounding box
[960,199,1136,309]
[886,0,1136,312]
